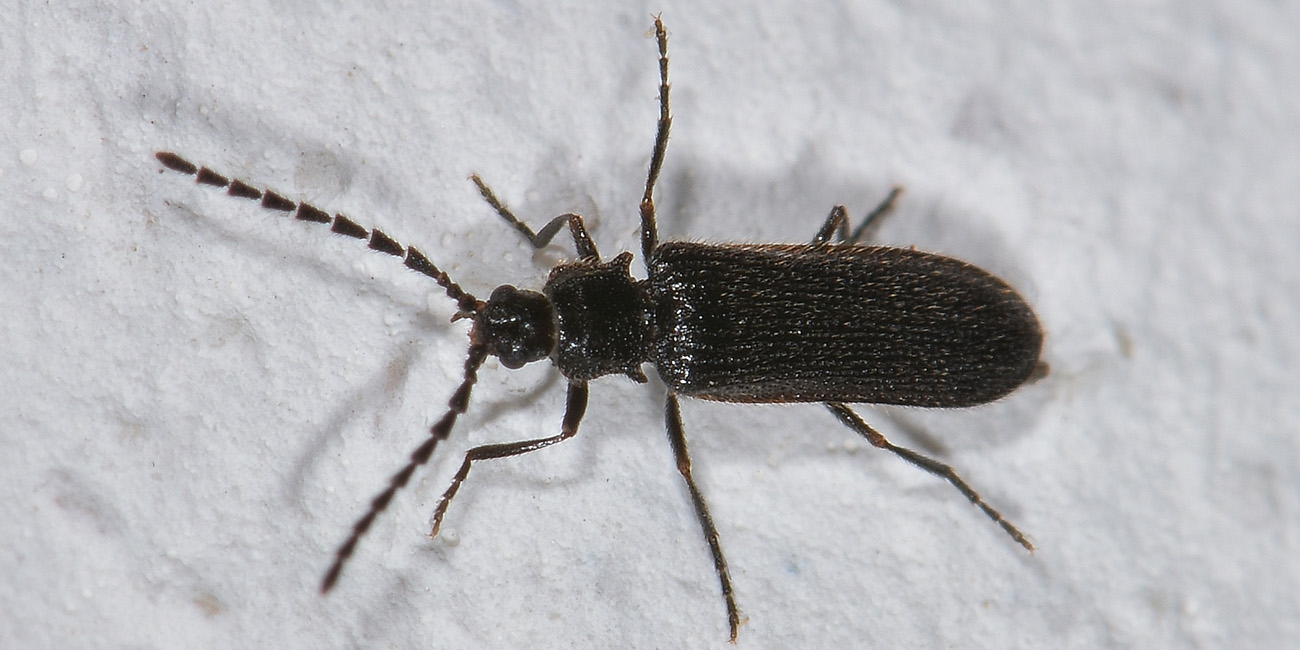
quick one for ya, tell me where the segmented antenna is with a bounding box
[156,150,495,591]
[154,152,483,317]
[321,343,489,592]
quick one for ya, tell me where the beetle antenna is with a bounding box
[154,152,484,317]
[321,342,489,593]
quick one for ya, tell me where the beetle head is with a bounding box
[474,285,556,369]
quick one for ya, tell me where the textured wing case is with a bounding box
[648,242,1042,407]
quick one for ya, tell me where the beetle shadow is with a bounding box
[287,346,576,508]
[168,197,584,516]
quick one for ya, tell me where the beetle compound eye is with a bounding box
[479,285,556,369]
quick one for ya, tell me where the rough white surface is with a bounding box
[2,2,1297,648]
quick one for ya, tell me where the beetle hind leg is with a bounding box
[810,187,904,246]
[825,402,1034,552]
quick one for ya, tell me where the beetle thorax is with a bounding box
[543,251,652,382]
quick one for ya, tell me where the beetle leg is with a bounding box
[811,205,851,245]
[665,393,741,643]
[323,344,489,593]
[825,402,1034,552]
[427,381,590,538]
[844,186,904,245]
[470,174,600,259]
[810,187,905,246]
[561,213,600,260]
[639,15,671,267]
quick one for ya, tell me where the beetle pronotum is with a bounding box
[156,16,1042,643]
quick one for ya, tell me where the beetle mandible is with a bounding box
[155,16,1042,643]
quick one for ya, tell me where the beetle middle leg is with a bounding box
[427,381,589,538]
[664,393,741,643]
[638,15,670,266]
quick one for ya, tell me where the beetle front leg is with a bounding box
[665,393,741,643]
[428,381,590,538]
[470,174,600,260]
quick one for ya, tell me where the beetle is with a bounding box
[155,16,1042,643]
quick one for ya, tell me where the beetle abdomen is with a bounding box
[649,242,1042,407]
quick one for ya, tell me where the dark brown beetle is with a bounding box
[156,16,1041,643]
